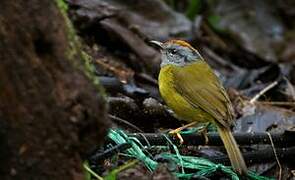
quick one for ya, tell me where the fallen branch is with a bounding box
[210,146,295,165]
[128,131,295,147]
[88,134,295,166]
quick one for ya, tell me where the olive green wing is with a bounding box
[173,61,234,128]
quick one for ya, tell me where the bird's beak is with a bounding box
[149,40,163,50]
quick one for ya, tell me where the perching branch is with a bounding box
[128,131,295,147]
[88,132,295,166]
[209,146,295,165]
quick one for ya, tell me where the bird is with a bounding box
[150,39,248,175]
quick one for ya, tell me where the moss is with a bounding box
[55,0,78,60]
[80,51,106,95]
[55,0,68,13]
[54,0,106,97]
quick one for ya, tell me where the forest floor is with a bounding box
[66,0,295,179]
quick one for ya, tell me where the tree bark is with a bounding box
[0,0,109,179]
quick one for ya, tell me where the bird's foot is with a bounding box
[198,123,210,145]
[169,130,184,144]
[169,122,197,144]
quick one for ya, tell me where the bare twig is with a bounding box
[256,101,295,106]
[250,81,278,104]
[267,132,282,180]
[109,114,144,133]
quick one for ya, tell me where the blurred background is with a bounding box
[67,0,295,132]
[66,0,295,178]
[1,0,295,179]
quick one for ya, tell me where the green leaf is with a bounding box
[83,161,104,180]
[186,0,202,20]
[207,15,227,33]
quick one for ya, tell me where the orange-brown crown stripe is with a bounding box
[164,40,193,49]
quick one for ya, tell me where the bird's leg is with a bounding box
[169,121,197,144]
[198,123,210,145]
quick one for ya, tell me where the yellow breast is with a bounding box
[158,64,210,123]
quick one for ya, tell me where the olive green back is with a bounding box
[159,60,234,128]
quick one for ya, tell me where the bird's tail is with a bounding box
[217,126,248,175]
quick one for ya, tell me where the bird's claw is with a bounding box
[169,130,184,144]
[198,123,210,145]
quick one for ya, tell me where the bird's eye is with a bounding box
[168,49,177,55]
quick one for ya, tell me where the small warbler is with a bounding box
[151,39,247,175]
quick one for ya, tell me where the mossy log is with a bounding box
[0,0,109,179]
